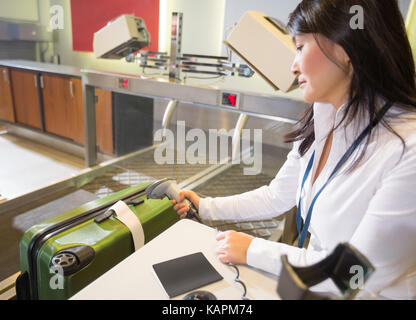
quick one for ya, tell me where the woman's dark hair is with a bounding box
[285,0,416,169]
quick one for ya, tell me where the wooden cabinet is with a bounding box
[0,67,15,122]
[10,69,42,129]
[41,73,69,138]
[95,89,113,154]
[41,74,84,145]
[3,64,114,154]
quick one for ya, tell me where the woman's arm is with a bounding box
[198,142,302,221]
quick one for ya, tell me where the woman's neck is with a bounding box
[330,90,350,110]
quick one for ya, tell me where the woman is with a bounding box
[173,0,416,299]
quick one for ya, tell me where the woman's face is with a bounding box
[291,33,353,109]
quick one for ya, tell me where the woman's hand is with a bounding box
[215,230,254,265]
[172,190,201,219]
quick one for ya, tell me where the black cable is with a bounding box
[214,228,249,300]
[226,263,249,300]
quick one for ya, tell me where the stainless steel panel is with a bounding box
[0,21,52,42]
[82,69,308,121]
[0,41,36,60]
[82,85,97,166]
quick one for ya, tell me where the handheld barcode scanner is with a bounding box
[277,243,375,300]
[145,178,202,223]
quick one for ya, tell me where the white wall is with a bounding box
[159,0,226,56]
[0,0,39,21]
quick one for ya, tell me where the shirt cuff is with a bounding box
[246,237,286,276]
[199,197,215,220]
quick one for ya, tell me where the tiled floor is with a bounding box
[0,130,85,201]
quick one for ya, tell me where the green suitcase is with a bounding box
[16,182,179,300]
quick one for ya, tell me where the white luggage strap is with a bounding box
[109,200,145,251]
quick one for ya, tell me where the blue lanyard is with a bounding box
[296,101,392,248]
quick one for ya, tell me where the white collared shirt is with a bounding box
[199,101,416,299]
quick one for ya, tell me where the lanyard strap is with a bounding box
[296,101,392,248]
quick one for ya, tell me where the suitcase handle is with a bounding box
[94,198,144,224]
[94,209,116,224]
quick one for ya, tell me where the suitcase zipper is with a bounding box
[27,185,149,299]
